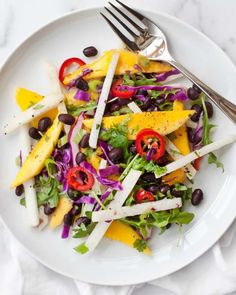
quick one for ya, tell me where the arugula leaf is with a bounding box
[133,239,147,252]
[67,101,97,116]
[35,158,62,208]
[123,73,135,86]
[74,242,89,254]
[132,157,167,177]
[100,118,130,158]
[73,223,96,238]
[208,152,224,172]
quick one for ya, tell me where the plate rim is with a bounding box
[1,5,236,286]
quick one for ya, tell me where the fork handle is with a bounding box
[169,59,236,123]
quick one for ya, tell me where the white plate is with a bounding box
[1,7,236,286]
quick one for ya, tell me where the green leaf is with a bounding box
[133,239,147,252]
[170,211,194,224]
[67,101,97,116]
[123,73,135,86]
[73,223,96,238]
[208,152,224,172]
[74,242,89,254]
[15,155,21,167]
[131,157,167,177]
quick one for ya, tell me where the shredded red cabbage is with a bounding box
[94,190,111,211]
[74,195,97,205]
[19,150,23,167]
[169,89,188,101]
[76,216,90,226]
[68,68,93,88]
[74,89,90,102]
[80,161,122,191]
[155,69,180,82]
[133,64,142,72]
[53,147,71,191]
[99,165,120,178]
[61,224,70,239]
[119,84,180,92]
[146,148,156,161]
[68,113,84,167]
[99,140,114,165]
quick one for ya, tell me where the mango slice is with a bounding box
[172,101,190,155]
[16,87,58,126]
[49,197,72,229]
[63,49,172,84]
[11,117,63,187]
[83,110,194,140]
[105,221,151,255]
[162,168,186,186]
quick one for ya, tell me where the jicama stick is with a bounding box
[92,198,182,222]
[165,137,196,180]
[20,125,39,226]
[89,52,120,149]
[157,135,236,178]
[127,102,142,113]
[84,169,142,253]
[3,93,63,134]
[37,206,49,231]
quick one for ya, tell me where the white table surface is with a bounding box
[1,0,236,294]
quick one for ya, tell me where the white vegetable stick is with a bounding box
[20,125,39,226]
[186,120,198,129]
[37,206,49,231]
[91,159,107,195]
[165,137,196,180]
[127,101,142,113]
[89,52,120,149]
[99,159,107,170]
[92,198,182,222]
[157,135,236,178]
[85,169,142,253]
[3,94,63,134]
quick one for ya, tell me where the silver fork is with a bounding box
[101,0,236,123]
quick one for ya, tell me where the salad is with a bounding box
[6,47,236,255]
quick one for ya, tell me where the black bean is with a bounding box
[67,188,81,200]
[75,77,89,91]
[160,184,170,195]
[79,134,90,148]
[193,84,201,93]
[109,103,121,113]
[205,101,214,118]
[191,189,203,206]
[187,87,200,100]
[108,148,123,163]
[129,144,137,155]
[44,204,56,215]
[117,98,132,106]
[59,130,66,138]
[28,127,41,140]
[157,155,169,166]
[15,184,24,196]
[64,212,74,226]
[141,172,156,182]
[58,114,75,125]
[137,89,148,96]
[71,205,82,216]
[171,186,184,197]
[187,127,195,143]
[83,46,98,57]
[147,185,159,194]
[75,152,86,165]
[141,98,152,111]
[190,104,202,122]
[38,117,52,132]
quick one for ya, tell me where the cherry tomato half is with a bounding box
[66,167,94,191]
[135,189,155,203]
[111,78,135,99]
[193,156,203,171]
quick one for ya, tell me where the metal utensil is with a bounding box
[101,0,236,123]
